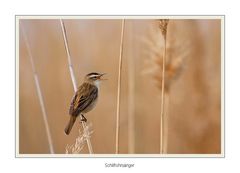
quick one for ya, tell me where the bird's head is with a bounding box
[85,72,107,84]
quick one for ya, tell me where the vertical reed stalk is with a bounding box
[163,93,169,154]
[160,36,167,154]
[115,19,125,154]
[21,24,54,154]
[127,20,135,154]
[159,19,169,154]
[146,20,186,154]
[60,19,93,154]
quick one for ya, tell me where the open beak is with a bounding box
[99,73,107,80]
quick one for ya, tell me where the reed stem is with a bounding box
[21,24,54,154]
[163,92,169,154]
[60,19,93,154]
[127,20,135,154]
[160,34,167,154]
[115,19,125,154]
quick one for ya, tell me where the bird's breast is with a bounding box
[81,97,98,113]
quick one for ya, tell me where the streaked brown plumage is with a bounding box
[65,72,106,135]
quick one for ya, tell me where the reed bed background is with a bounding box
[19,19,221,154]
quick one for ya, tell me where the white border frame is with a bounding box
[15,15,225,158]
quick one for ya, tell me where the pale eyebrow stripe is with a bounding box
[90,75,99,78]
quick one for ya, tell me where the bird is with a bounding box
[64,72,106,135]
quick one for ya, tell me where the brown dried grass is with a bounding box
[144,19,190,153]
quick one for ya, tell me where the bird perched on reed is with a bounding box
[65,72,106,135]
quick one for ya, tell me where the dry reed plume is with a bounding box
[145,37,187,93]
[60,19,93,154]
[144,19,189,154]
[158,19,169,40]
[66,124,93,154]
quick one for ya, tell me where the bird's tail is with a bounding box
[64,116,76,135]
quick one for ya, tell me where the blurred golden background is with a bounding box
[19,19,221,154]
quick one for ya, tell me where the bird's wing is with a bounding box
[69,83,98,116]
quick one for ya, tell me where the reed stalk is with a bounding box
[127,20,135,154]
[163,92,169,153]
[159,19,169,154]
[60,19,93,154]
[160,36,167,154]
[115,19,125,154]
[21,23,54,154]
[144,20,188,154]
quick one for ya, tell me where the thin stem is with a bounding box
[60,19,93,154]
[160,34,167,154]
[115,19,125,154]
[127,20,135,154]
[60,20,77,92]
[21,24,54,154]
[163,93,169,154]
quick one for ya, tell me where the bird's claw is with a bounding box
[80,115,87,122]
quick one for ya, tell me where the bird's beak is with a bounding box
[99,73,107,80]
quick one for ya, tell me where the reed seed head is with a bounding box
[158,19,170,39]
[65,123,93,154]
[143,20,189,93]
